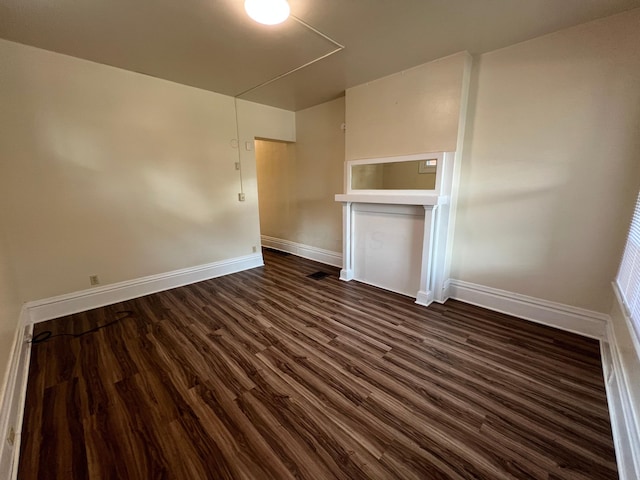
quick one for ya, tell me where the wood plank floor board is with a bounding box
[17,248,617,479]
[381,349,613,452]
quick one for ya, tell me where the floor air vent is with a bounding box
[265,248,291,256]
[307,271,330,280]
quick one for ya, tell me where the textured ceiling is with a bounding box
[1,0,640,110]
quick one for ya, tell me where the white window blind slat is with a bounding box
[618,249,634,290]
[616,191,640,338]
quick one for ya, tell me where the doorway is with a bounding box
[254,139,296,251]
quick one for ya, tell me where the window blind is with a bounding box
[616,191,640,336]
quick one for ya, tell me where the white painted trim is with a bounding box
[448,279,609,340]
[340,202,354,281]
[613,282,640,360]
[261,236,342,268]
[340,269,354,281]
[442,54,471,300]
[601,337,640,480]
[415,290,434,307]
[26,253,264,324]
[441,279,452,301]
[0,308,32,480]
[335,193,447,206]
[415,205,438,306]
[603,285,640,480]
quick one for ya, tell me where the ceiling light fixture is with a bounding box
[244,0,290,25]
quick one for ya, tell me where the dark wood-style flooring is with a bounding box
[18,249,617,479]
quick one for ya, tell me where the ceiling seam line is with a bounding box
[234,15,344,99]
[235,46,343,99]
[289,14,345,49]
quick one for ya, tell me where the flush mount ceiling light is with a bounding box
[244,0,290,25]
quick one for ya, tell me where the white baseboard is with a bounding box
[415,289,434,307]
[261,236,342,268]
[25,253,264,324]
[602,285,640,480]
[0,308,33,480]
[448,279,609,340]
[339,269,354,281]
[602,337,640,480]
[441,279,452,303]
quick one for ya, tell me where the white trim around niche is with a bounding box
[0,309,33,480]
[25,253,264,324]
[261,236,342,268]
[448,279,609,340]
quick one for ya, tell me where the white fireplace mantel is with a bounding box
[335,151,457,307]
[334,193,448,206]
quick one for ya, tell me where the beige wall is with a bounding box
[256,97,345,253]
[452,9,640,313]
[0,39,294,302]
[236,100,296,143]
[346,52,470,160]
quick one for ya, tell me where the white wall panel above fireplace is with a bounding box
[352,204,424,297]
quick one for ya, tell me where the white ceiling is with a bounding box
[1,0,639,111]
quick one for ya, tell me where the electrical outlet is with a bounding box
[238,193,246,202]
[252,246,257,253]
[89,275,100,286]
[235,162,241,171]
[7,426,15,446]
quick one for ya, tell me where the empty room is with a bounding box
[1,0,639,479]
